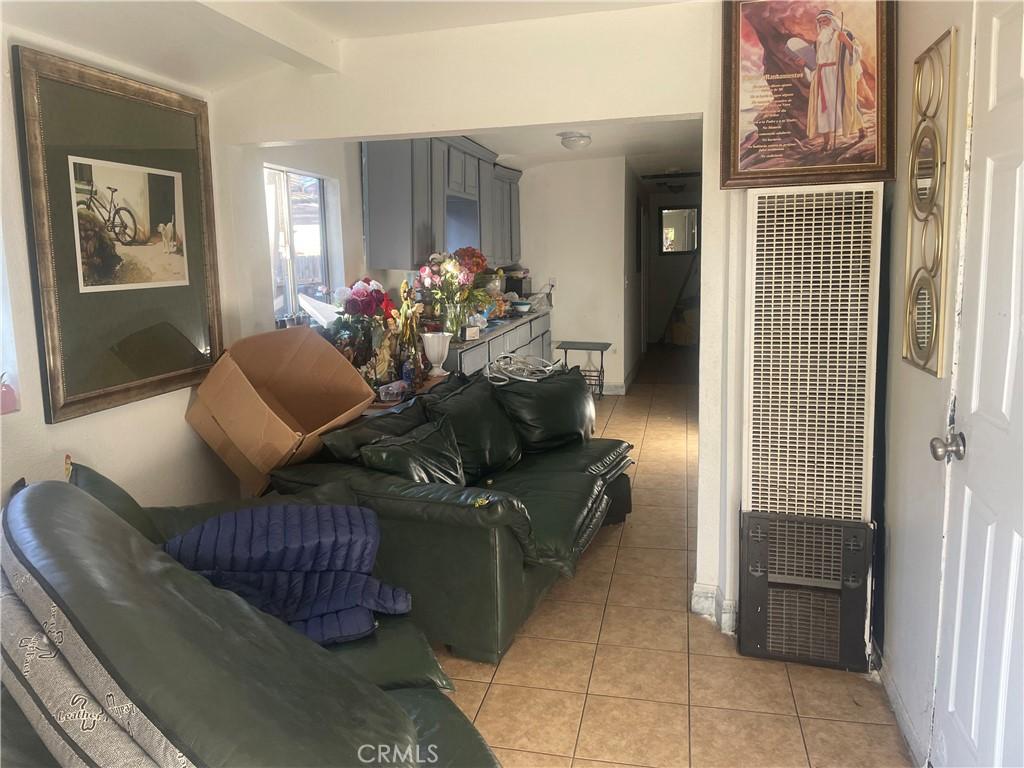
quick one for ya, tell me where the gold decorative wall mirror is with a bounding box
[903,28,956,375]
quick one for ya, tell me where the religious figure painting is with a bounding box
[721,0,895,188]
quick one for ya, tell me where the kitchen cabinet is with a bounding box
[363,136,519,270]
[489,164,523,267]
[362,139,432,271]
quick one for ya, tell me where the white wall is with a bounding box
[0,32,237,505]
[520,156,629,388]
[880,3,977,763]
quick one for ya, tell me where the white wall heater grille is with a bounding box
[744,184,882,522]
[738,183,882,671]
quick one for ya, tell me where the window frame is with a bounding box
[263,163,330,320]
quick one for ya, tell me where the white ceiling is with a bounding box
[2,2,285,91]
[469,117,703,175]
[290,1,663,39]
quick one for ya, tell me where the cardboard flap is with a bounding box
[194,353,300,474]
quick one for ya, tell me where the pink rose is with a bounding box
[351,282,370,298]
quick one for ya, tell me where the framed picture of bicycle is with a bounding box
[11,46,222,423]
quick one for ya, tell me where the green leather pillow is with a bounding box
[426,376,522,483]
[321,398,428,461]
[359,419,465,486]
[494,367,596,451]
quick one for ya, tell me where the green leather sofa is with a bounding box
[271,371,634,663]
[1,479,498,768]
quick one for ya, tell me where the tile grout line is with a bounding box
[569,538,617,763]
[785,663,813,768]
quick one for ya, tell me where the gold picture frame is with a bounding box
[721,1,897,189]
[902,28,957,375]
[12,47,222,422]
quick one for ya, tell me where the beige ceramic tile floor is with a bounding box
[442,347,912,768]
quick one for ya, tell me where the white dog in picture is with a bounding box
[157,217,176,254]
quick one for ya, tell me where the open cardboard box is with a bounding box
[187,326,375,495]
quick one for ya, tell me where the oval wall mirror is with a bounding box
[911,121,942,219]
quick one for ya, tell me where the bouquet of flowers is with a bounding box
[326,278,397,378]
[417,251,491,333]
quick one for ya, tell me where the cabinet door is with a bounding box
[479,161,495,259]
[363,140,414,270]
[447,146,465,194]
[431,139,447,254]
[509,181,521,264]
[465,157,479,195]
[542,331,552,361]
[493,180,511,266]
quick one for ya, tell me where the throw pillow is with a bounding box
[425,376,522,483]
[494,367,596,451]
[321,397,428,461]
[359,419,465,485]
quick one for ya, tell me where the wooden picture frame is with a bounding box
[12,47,222,422]
[721,1,896,189]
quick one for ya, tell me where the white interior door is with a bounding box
[931,3,1023,767]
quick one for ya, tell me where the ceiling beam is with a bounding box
[197,2,341,74]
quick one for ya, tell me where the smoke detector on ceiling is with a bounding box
[557,131,592,150]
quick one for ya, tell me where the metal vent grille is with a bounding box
[768,517,844,585]
[745,184,881,522]
[766,586,841,663]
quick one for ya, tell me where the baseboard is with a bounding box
[690,582,717,617]
[603,382,627,396]
[715,586,737,633]
[878,657,930,766]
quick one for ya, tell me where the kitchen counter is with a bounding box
[444,310,551,374]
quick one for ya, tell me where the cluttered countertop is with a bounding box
[447,309,549,351]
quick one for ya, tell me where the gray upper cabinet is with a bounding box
[362,138,432,271]
[363,136,517,270]
[447,146,465,194]
[491,164,523,267]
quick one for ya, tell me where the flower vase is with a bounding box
[421,332,453,379]
[443,304,466,335]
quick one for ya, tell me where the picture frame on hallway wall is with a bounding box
[11,47,222,423]
[720,0,896,189]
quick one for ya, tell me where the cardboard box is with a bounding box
[187,327,375,495]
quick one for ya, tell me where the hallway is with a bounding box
[438,347,912,767]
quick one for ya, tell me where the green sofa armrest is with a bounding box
[270,463,537,559]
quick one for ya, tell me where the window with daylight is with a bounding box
[264,166,329,320]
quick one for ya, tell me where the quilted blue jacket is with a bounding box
[163,503,411,644]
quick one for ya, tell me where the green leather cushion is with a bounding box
[68,463,333,545]
[329,615,453,691]
[514,438,634,481]
[425,377,522,483]
[360,418,465,486]
[270,463,537,560]
[485,470,608,573]
[68,462,291,544]
[4,482,420,767]
[493,368,596,451]
[321,397,429,461]
[387,687,499,768]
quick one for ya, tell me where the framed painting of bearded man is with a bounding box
[721,0,896,188]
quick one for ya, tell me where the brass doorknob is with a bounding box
[930,431,966,462]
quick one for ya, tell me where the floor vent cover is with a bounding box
[739,511,872,670]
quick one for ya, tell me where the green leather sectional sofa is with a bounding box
[270,371,634,663]
[1,478,499,768]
